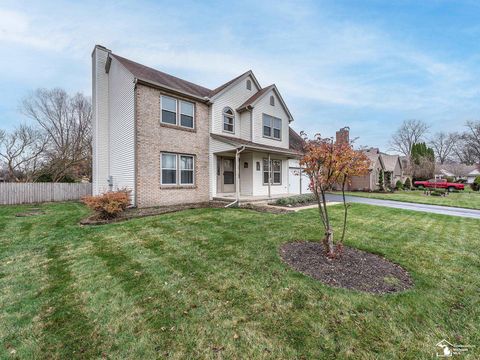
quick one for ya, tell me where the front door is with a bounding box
[220,157,235,193]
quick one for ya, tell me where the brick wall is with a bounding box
[135,84,210,207]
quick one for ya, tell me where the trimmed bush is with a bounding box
[275,194,316,206]
[82,189,131,219]
[395,180,404,190]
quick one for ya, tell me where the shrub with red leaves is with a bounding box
[82,189,131,219]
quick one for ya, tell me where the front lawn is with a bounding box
[338,190,480,210]
[1,203,479,359]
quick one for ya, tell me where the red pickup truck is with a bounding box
[414,179,464,191]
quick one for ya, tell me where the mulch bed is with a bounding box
[280,241,413,294]
[80,201,290,225]
[270,201,318,208]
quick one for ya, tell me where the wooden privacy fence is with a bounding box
[0,183,92,205]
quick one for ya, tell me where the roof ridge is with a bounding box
[209,70,252,96]
[111,53,212,97]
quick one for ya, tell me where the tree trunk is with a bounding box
[325,227,335,257]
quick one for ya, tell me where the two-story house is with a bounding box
[92,45,302,207]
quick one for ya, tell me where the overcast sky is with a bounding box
[0,0,479,151]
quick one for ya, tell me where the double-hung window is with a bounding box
[263,159,282,185]
[161,95,195,129]
[161,153,177,184]
[180,155,194,185]
[161,96,177,125]
[262,114,281,140]
[161,153,195,185]
[180,101,194,128]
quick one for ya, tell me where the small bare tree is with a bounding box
[21,88,92,182]
[0,125,48,182]
[390,119,429,158]
[429,132,457,164]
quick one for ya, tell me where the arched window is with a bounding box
[246,79,252,90]
[270,95,275,106]
[223,107,235,133]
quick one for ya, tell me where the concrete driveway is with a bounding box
[324,194,480,219]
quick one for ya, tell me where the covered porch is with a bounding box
[210,134,301,204]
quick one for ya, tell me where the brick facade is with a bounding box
[135,84,210,207]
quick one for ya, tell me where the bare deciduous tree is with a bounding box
[389,119,429,158]
[464,121,480,162]
[21,88,92,182]
[429,132,457,164]
[0,125,48,182]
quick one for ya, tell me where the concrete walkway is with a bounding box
[323,194,480,219]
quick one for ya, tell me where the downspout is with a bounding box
[225,145,246,208]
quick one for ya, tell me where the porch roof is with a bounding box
[211,134,302,157]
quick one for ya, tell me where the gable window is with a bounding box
[161,96,177,125]
[161,153,195,185]
[270,95,275,106]
[262,114,282,140]
[180,101,194,128]
[246,79,252,90]
[263,159,282,185]
[223,107,235,133]
[161,96,195,129]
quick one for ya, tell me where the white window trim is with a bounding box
[223,107,235,134]
[263,158,282,185]
[160,152,195,186]
[160,95,195,129]
[262,114,282,141]
[180,155,195,185]
[160,153,177,185]
[160,95,178,126]
[179,100,195,129]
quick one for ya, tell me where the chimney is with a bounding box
[336,127,350,145]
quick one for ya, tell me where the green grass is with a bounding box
[337,190,480,210]
[1,202,479,359]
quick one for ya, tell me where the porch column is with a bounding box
[267,153,271,198]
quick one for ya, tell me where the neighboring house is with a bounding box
[348,148,385,191]
[381,153,403,187]
[435,163,479,182]
[466,166,480,184]
[92,45,302,207]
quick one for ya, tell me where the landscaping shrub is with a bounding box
[395,180,403,190]
[404,178,411,189]
[471,176,480,191]
[430,189,446,197]
[445,176,455,183]
[82,189,131,219]
[275,194,316,206]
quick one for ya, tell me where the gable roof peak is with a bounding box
[209,70,260,98]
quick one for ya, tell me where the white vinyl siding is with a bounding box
[107,56,136,203]
[92,47,110,196]
[211,75,259,139]
[252,90,290,149]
